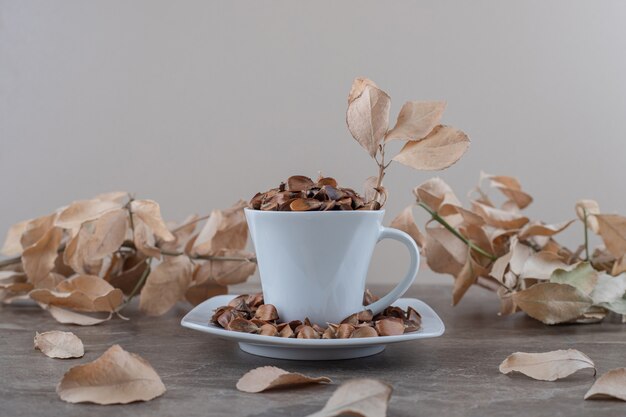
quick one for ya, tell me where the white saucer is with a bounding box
[181,295,445,360]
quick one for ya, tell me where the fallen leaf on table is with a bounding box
[390,206,425,248]
[392,125,470,171]
[584,368,626,401]
[499,349,595,381]
[139,255,193,316]
[346,78,391,158]
[550,262,598,295]
[236,366,331,393]
[34,331,84,359]
[30,274,124,313]
[385,101,445,142]
[595,214,626,258]
[57,344,165,404]
[306,378,392,417]
[512,282,593,324]
[575,199,600,233]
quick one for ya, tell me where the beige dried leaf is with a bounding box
[57,344,166,404]
[392,125,469,171]
[34,331,84,359]
[453,253,488,306]
[47,306,112,326]
[306,378,392,417]
[133,218,162,259]
[194,249,256,286]
[519,251,573,280]
[499,349,595,381]
[385,101,446,141]
[512,282,593,324]
[20,213,58,249]
[185,279,228,306]
[1,219,29,256]
[81,209,128,260]
[518,220,575,239]
[585,368,626,401]
[192,201,249,256]
[482,173,533,209]
[160,214,199,252]
[390,206,425,248]
[236,366,331,393]
[575,199,600,233]
[346,78,391,158]
[550,262,598,295]
[139,255,193,316]
[424,227,466,276]
[595,214,626,258]
[21,227,63,287]
[471,202,529,230]
[130,200,175,242]
[30,275,124,313]
[55,199,122,230]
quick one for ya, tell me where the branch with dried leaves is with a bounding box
[390,172,626,324]
[0,193,257,325]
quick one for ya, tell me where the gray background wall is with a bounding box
[2,1,625,286]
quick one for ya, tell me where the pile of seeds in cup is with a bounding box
[210,291,422,339]
[249,175,381,211]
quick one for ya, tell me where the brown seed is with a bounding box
[317,177,338,187]
[287,320,303,330]
[297,325,320,339]
[336,323,355,339]
[382,306,405,319]
[322,185,345,201]
[363,289,380,306]
[227,317,259,333]
[375,318,405,336]
[341,313,359,325]
[322,327,336,339]
[322,200,336,211]
[228,295,247,308]
[287,175,314,192]
[250,193,263,209]
[255,304,279,321]
[279,325,294,338]
[251,318,266,327]
[290,198,322,211]
[357,309,373,322]
[260,201,278,211]
[245,293,264,308]
[259,323,278,336]
[337,197,353,210]
[405,306,422,332]
[350,326,378,338]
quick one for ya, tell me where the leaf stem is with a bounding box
[417,202,497,261]
[583,207,590,262]
[159,249,256,263]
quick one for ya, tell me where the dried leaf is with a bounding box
[512,283,593,324]
[21,213,57,249]
[139,255,193,316]
[57,344,166,404]
[185,280,228,306]
[192,201,248,256]
[499,349,595,381]
[390,206,425,248]
[550,262,598,295]
[130,200,175,242]
[424,227,466,276]
[385,101,446,141]
[471,202,529,230]
[595,214,626,258]
[34,331,84,359]
[55,199,122,230]
[30,275,124,312]
[519,220,574,239]
[133,218,162,259]
[413,177,462,216]
[482,173,533,209]
[346,78,391,158]
[306,378,392,417]
[194,249,256,286]
[392,125,470,171]
[80,209,128,260]
[47,306,112,326]
[21,227,64,287]
[236,366,331,393]
[453,253,488,305]
[1,219,29,256]
[585,368,626,401]
[519,251,573,280]
[575,199,600,233]
[591,273,626,314]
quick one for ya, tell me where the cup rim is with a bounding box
[244,207,385,215]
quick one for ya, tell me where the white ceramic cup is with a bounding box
[245,208,420,325]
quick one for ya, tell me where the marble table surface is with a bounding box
[1,284,625,417]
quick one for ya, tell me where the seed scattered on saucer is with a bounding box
[210,291,422,339]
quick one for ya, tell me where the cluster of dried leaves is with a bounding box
[211,292,421,339]
[237,366,392,417]
[391,173,626,325]
[250,175,379,211]
[499,349,626,402]
[346,77,470,207]
[0,193,257,324]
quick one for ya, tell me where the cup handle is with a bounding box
[365,226,421,316]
